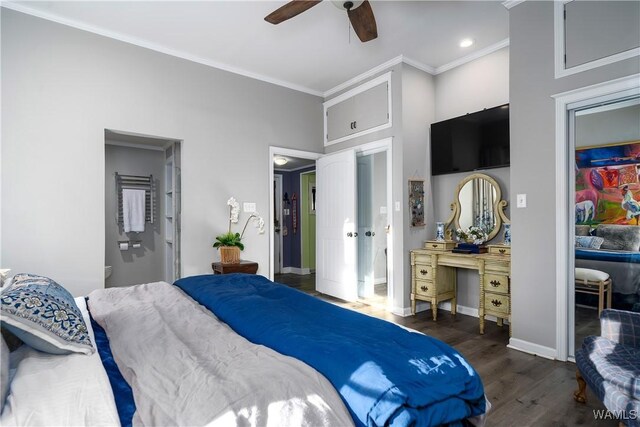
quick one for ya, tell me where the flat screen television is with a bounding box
[430,104,510,176]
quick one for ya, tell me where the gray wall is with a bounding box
[1,10,323,296]
[104,144,165,287]
[576,103,640,148]
[509,1,639,349]
[431,47,510,310]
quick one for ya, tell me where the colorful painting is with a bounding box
[575,140,640,225]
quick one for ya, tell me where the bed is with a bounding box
[575,224,640,309]
[0,273,488,427]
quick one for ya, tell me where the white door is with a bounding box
[316,149,358,301]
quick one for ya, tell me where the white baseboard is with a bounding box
[412,301,504,324]
[507,338,556,360]
[392,306,413,317]
[280,267,311,275]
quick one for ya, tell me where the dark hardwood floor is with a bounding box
[274,273,614,426]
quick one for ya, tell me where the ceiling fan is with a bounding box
[264,0,378,43]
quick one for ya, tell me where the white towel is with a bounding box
[122,189,146,233]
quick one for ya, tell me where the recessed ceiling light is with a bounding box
[274,157,288,166]
[459,38,474,48]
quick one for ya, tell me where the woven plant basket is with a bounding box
[219,246,241,264]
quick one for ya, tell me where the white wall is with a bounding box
[430,47,510,310]
[401,64,436,308]
[1,10,323,296]
[434,47,510,122]
[576,103,640,148]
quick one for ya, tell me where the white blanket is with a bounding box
[0,297,120,426]
[88,282,354,427]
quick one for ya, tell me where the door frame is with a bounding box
[552,73,640,361]
[273,174,283,274]
[268,147,322,280]
[299,170,316,272]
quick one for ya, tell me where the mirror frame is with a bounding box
[444,173,510,242]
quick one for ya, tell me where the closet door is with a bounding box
[316,149,358,301]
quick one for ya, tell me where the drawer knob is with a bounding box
[420,285,428,292]
[491,299,503,307]
[490,280,501,287]
[420,269,428,275]
[499,249,506,254]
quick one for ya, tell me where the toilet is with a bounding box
[105,266,113,279]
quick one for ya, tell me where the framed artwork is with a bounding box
[309,182,316,214]
[575,140,640,225]
[408,179,425,227]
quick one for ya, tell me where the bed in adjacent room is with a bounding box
[0,273,488,427]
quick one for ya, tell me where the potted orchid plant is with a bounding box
[214,197,265,263]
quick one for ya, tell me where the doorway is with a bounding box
[553,73,640,361]
[570,97,640,359]
[357,150,388,308]
[269,148,321,291]
[104,130,181,288]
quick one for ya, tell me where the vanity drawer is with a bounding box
[485,293,510,315]
[414,279,435,297]
[423,241,456,252]
[414,264,433,280]
[412,252,433,265]
[489,245,511,256]
[485,274,509,294]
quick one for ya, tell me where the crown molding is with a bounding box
[502,0,526,10]
[1,1,324,97]
[401,56,437,75]
[433,38,510,75]
[323,55,404,98]
[4,1,510,99]
[323,38,510,98]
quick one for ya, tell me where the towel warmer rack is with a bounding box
[115,173,155,226]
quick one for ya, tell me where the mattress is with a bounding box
[0,297,120,426]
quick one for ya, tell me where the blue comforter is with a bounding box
[175,274,486,427]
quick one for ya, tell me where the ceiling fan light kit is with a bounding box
[265,0,378,43]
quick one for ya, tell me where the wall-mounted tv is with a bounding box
[430,104,510,176]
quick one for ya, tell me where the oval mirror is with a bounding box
[450,173,506,242]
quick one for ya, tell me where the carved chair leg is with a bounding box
[574,369,587,403]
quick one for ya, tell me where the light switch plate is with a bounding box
[243,202,256,213]
[517,194,527,208]
[395,202,401,211]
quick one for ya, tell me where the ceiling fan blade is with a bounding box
[347,0,377,42]
[265,0,323,25]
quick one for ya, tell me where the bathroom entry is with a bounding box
[357,151,388,306]
[104,130,181,287]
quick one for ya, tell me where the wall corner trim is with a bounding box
[507,338,557,360]
[502,0,526,10]
[433,39,510,75]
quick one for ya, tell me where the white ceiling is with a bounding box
[6,1,510,96]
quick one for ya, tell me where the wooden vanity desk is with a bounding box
[411,172,512,336]
[411,243,511,335]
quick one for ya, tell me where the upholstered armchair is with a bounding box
[574,309,640,426]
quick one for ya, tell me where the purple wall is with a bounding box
[276,166,314,269]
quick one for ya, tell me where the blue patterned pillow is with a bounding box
[0,274,94,355]
[575,236,605,249]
